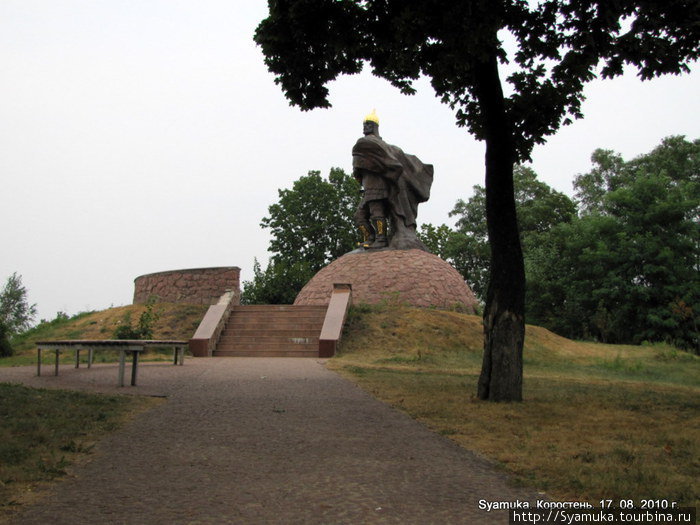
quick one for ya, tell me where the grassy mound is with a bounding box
[3,303,208,366]
[338,304,699,386]
[331,305,700,507]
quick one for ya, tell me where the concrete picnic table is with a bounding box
[35,340,188,387]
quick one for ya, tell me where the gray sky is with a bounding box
[1,1,698,322]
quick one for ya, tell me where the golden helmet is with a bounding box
[363,108,379,125]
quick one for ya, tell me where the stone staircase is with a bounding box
[213,305,327,357]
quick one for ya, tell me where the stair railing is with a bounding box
[319,283,352,357]
[189,290,237,357]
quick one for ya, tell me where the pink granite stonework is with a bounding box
[133,267,240,306]
[294,249,478,312]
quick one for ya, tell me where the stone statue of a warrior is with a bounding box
[352,110,434,251]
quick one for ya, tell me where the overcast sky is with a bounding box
[1,1,698,322]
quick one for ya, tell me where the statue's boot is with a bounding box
[368,217,388,249]
[357,222,374,249]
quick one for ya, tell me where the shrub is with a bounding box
[0,321,13,357]
[112,300,160,340]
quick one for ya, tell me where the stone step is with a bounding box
[221,328,322,336]
[223,322,324,332]
[231,305,324,312]
[232,310,324,319]
[232,304,325,310]
[227,313,325,321]
[219,334,319,344]
[231,305,326,315]
[217,342,319,351]
[226,314,324,327]
[214,304,326,358]
[228,313,324,319]
[218,336,319,345]
[213,349,319,358]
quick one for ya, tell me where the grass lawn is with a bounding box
[0,303,203,513]
[330,305,700,509]
[1,302,696,514]
[0,383,159,514]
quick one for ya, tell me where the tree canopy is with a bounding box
[242,168,361,304]
[241,258,317,305]
[425,137,698,351]
[527,136,699,351]
[255,0,699,401]
[256,1,699,160]
[426,165,576,299]
[0,273,36,336]
[262,168,360,273]
[0,273,37,357]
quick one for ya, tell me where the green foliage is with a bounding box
[8,311,91,355]
[418,222,491,302]
[262,168,361,272]
[255,2,699,162]
[527,137,699,352]
[136,300,160,339]
[256,0,700,401]
[243,168,361,304]
[18,311,72,335]
[435,166,576,299]
[113,313,140,339]
[256,0,699,400]
[0,322,12,358]
[453,165,577,242]
[420,137,698,352]
[241,258,315,305]
[417,223,453,260]
[575,136,700,216]
[0,273,36,337]
[112,299,161,340]
[0,272,38,357]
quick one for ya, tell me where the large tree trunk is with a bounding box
[474,52,525,402]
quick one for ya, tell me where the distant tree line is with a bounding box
[422,136,699,352]
[243,137,698,352]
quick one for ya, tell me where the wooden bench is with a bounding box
[36,340,188,387]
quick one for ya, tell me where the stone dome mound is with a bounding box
[294,249,478,312]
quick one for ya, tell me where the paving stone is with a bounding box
[1,359,543,524]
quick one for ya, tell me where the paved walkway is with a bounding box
[1,358,544,524]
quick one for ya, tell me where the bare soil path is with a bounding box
[1,358,543,524]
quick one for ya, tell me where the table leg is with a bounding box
[37,348,42,377]
[118,350,126,387]
[54,349,59,376]
[131,351,139,386]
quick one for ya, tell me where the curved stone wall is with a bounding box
[133,267,240,306]
[294,250,478,311]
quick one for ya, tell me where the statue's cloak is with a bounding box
[352,134,433,229]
